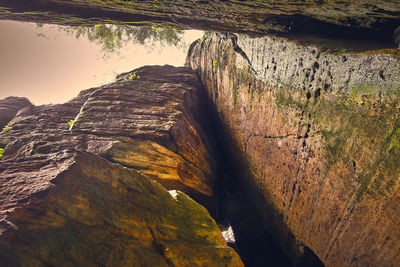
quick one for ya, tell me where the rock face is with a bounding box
[0,97,31,129]
[0,65,243,266]
[0,151,242,266]
[187,33,400,266]
[1,65,218,210]
[1,1,399,43]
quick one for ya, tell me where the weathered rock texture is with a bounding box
[0,151,242,266]
[0,65,243,266]
[1,65,217,209]
[0,97,31,129]
[0,0,399,42]
[187,33,400,266]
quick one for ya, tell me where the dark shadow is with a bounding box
[197,75,324,267]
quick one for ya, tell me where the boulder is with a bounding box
[0,151,242,266]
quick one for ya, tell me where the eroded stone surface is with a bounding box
[0,151,242,266]
[0,65,217,209]
[0,1,399,42]
[0,97,31,129]
[0,65,243,266]
[187,33,400,266]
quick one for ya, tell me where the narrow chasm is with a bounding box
[198,81,322,267]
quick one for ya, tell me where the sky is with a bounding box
[0,20,202,105]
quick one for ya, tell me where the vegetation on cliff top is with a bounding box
[56,24,185,54]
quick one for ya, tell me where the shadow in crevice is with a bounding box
[200,79,324,267]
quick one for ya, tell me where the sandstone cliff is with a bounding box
[1,1,400,266]
[0,0,399,44]
[1,65,218,209]
[0,65,243,266]
[187,33,400,266]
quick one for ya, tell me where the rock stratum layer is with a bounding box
[0,0,399,43]
[187,33,400,266]
[0,65,243,266]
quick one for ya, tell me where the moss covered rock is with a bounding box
[187,33,400,266]
[0,151,242,266]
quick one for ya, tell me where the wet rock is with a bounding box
[187,33,400,266]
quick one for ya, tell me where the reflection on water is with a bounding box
[0,20,202,105]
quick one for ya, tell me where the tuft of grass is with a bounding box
[125,72,140,80]
[68,119,74,129]
[2,126,12,132]
[212,60,218,66]
[0,148,4,157]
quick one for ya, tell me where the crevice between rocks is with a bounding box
[193,42,325,266]
[194,78,290,266]
[206,95,325,266]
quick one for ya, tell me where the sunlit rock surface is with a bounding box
[0,65,243,266]
[0,65,218,209]
[187,33,400,266]
[0,151,242,266]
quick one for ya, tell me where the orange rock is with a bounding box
[187,33,400,266]
[0,151,242,266]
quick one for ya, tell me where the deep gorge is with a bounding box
[0,1,399,266]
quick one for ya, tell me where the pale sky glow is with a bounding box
[0,20,202,105]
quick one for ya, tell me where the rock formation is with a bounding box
[1,1,399,43]
[0,97,31,129]
[0,65,243,266]
[187,32,400,266]
[1,65,218,209]
[1,1,400,266]
[0,151,242,266]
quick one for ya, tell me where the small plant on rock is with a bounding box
[2,126,12,132]
[68,119,74,129]
[213,60,218,66]
[0,148,4,157]
[125,72,140,80]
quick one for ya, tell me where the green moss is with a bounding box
[349,84,379,98]
[319,130,346,166]
[355,126,400,201]
[275,89,305,110]
[274,84,400,203]
[384,127,400,152]
[356,173,374,201]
